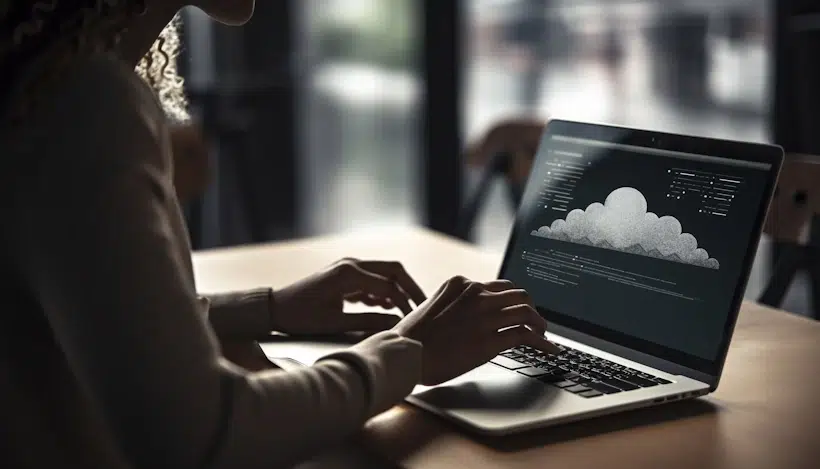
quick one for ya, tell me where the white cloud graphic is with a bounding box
[531,187,719,269]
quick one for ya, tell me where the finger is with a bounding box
[344,264,414,315]
[433,275,470,299]
[486,304,547,336]
[424,276,473,317]
[360,295,394,309]
[344,292,372,304]
[448,279,485,309]
[373,295,394,309]
[495,326,561,355]
[358,261,427,306]
[340,312,401,331]
[344,292,393,308]
[436,276,472,300]
[481,279,515,293]
[480,288,534,309]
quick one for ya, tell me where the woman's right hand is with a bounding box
[393,276,559,386]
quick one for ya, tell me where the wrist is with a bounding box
[267,288,280,332]
[391,315,423,344]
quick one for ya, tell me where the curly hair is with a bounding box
[134,14,188,123]
[0,0,189,124]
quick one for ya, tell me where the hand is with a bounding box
[393,276,559,385]
[271,258,427,336]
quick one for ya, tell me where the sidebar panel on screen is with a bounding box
[504,135,771,361]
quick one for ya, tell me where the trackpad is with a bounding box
[407,363,591,433]
[410,363,567,411]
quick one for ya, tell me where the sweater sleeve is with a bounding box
[203,289,275,340]
[7,55,423,469]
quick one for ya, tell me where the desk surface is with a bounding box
[194,227,820,469]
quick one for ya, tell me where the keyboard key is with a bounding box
[638,372,671,384]
[491,356,529,370]
[537,372,566,383]
[517,367,552,378]
[566,385,591,393]
[552,380,576,388]
[600,377,639,391]
[507,343,667,391]
[574,374,595,385]
[536,365,561,374]
[584,372,605,383]
[587,381,622,394]
[579,390,603,398]
[615,374,658,388]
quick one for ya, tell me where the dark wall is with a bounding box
[773,0,820,155]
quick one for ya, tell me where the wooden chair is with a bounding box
[455,151,532,241]
[758,155,820,319]
[171,123,213,205]
[456,119,544,241]
[170,122,213,249]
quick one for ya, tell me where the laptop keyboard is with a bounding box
[491,344,672,398]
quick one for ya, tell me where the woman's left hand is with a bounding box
[270,258,428,336]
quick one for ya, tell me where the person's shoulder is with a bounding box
[56,52,138,98]
[7,52,167,169]
[48,52,164,141]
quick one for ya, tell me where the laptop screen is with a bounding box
[500,121,779,375]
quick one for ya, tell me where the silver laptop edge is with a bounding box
[405,331,710,435]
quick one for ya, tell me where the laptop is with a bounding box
[264,120,783,435]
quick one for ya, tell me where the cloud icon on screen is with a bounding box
[531,187,720,269]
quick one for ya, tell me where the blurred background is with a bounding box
[176,0,820,317]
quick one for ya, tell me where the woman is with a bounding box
[0,1,557,468]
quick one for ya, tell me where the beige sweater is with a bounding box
[0,53,422,469]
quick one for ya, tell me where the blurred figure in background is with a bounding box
[647,10,712,109]
[502,0,558,110]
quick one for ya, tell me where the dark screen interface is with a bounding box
[503,135,771,360]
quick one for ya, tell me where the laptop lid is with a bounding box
[498,120,783,389]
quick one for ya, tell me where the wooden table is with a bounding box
[193,227,820,469]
